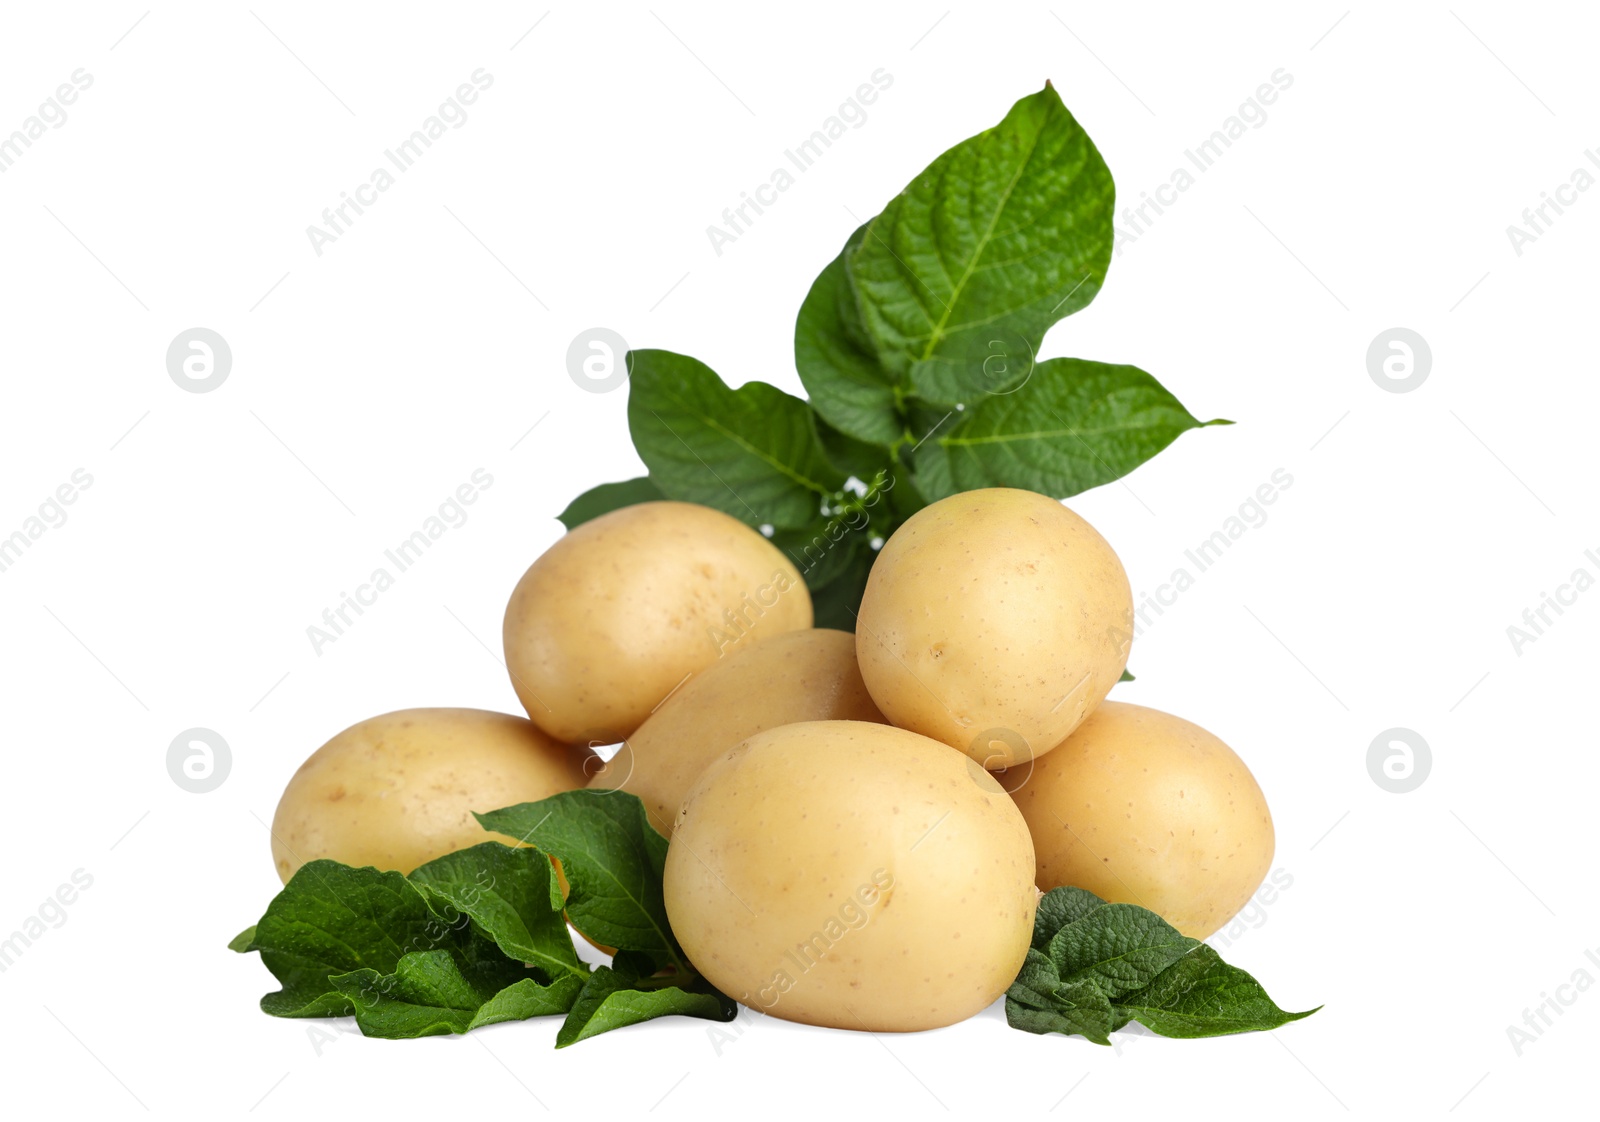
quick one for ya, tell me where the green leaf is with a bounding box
[610,949,661,981]
[1112,945,1319,1038]
[556,966,735,1048]
[1007,977,1118,1046]
[795,223,904,447]
[330,949,582,1039]
[1010,887,1317,1044]
[1120,669,1135,682]
[1008,947,1066,1009]
[850,83,1114,400]
[240,861,466,1019]
[795,86,1118,440]
[407,842,587,981]
[1031,886,1108,952]
[808,544,876,631]
[1047,903,1199,998]
[626,348,842,530]
[473,974,588,1027]
[883,460,930,524]
[771,523,860,591]
[813,414,894,481]
[476,791,682,972]
[914,358,1221,501]
[234,793,743,1045]
[557,477,665,531]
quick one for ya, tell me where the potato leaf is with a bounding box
[795,223,904,447]
[556,477,665,531]
[1009,947,1067,1010]
[476,791,683,974]
[233,851,585,1035]
[770,524,861,591]
[234,793,743,1046]
[407,841,587,981]
[913,358,1224,501]
[330,950,582,1039]
[1006,965,1118,1046]
[849,83,1114,399]
[1046,902,1198,997]
[1009,888,1317,1044]
[806,542,876,631]
[626,348,842,530]
[1030,886,1107,951]
[795,85,1118,445]
[812,413,894,480]
[236,861,462,1018]
[556,966,734,1049]
[1111,945,1321,1039]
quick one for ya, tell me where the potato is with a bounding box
[664,720,1036,1032]
[1003,701,1274,939]
[588,629,886,834]
[856,487,1132,767]
[503,501,812,743]
[270,708,595,883]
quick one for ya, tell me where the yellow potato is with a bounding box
[270,708,595,883]
[664,721,1036,1032]
[588,629,886,835]
[1004,701,1274,939]
[856,487,1132,767]
[503,501,812,743]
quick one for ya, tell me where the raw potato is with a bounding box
[270,708,596,883]
[856,488,1132,767]
[664,721,1037,1032]
[1004,701,1274,939]
[503,501,812,743]
[588,629,887,834]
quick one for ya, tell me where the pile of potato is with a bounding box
[271,487,1274,1032]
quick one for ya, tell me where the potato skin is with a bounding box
[270,708,595,883]
[856,488,1132,767]
[587,629,886,835]
[1005,701,1274,939]
[503,501,812,743]
[664,721,1036,1032]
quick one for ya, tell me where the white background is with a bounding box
[0,2,1594,1117]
